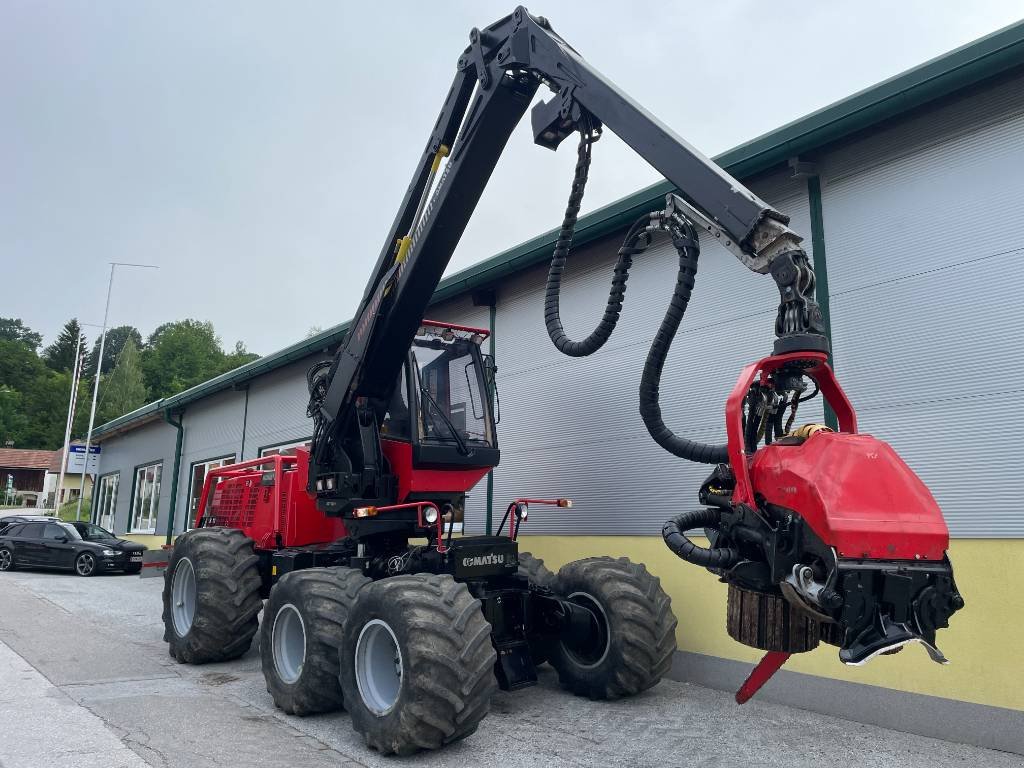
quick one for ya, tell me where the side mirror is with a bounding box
[56,535,68,543]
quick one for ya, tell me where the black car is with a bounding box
[0,520,147,576]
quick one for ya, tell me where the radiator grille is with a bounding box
[211,482,257,529]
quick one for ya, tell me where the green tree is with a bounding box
[87,325,143,378]
[223,340,259,371]
[0,387,28,447]
[0,318,43,351]
[0,338,91,450]
[43,318,87,373]
[98,338,148,423]
[141,320,251,399]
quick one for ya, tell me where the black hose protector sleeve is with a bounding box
[662,508,740,568]
[544,127,642,357]
[637,227,729,464]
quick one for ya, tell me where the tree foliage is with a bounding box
[87,325,143,378]
[0,317,259,450]
[98,338,147,424]
[142,320,255,399]
[0,317,43,351]
[42,318,87,373]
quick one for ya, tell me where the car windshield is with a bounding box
[80,524,115,540]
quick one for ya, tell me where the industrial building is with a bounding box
[90,22,1024,752]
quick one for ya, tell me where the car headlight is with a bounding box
[101,549,120,557]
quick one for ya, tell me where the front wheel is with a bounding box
[550,557,677,699]
[261,567,370,715]
[0,547,15,571]
[339,574,497,756]
[162,528,263,664]
[75,551,97,577]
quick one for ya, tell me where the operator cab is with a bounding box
[377,321,499,512]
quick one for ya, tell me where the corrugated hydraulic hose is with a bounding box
[662,508,739,568]
[545,127,728,465]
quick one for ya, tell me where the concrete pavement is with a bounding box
[0,569,1020,768]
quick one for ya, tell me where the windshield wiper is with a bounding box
[419,386,471,456]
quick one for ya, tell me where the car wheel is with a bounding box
[75,551,97,577]
[0,547,15,572]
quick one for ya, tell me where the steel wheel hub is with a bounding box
[171,557,197,636]
[354,619,403,716]
[272,603,307,685]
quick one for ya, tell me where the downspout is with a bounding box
[163,409,184,545]
[238,384,250,460]
[485,301,496,535]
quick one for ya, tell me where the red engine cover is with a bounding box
[749,432,949,561]
[205,449,347,550]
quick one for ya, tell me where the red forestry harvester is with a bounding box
[162,320,675,755]
[160,5,963,754]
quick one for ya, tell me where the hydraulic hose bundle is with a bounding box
[544,125,727,465]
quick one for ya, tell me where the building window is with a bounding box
[260,438,311,458]
[187,456,235,529]
[131,462,162,534]
[95,473,119,531]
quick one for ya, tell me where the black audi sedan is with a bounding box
[0,520,146,576]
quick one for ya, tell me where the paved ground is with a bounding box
[0,570,1020,768]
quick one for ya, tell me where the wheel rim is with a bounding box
[0,550,11,570]
[76,552,95,576]
[272,603,307,685]
[354,619,403,716]
[560,591,611,668]
[171,557,197,636]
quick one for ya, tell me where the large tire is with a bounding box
[518,552,557,665]
[550,556,677,699]
[339,573,497,756]
[261,567,370,715]
[517,551,556,589]
[162,528,263,664]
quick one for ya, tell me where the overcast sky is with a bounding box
[3,1,1022,354]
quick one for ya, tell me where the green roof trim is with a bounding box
[93,19,1024,440]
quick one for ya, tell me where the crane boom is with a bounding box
[308,6,823,506]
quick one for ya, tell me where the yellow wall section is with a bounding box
[122,534,169,550]
[122,529,1021,711]
[517,536,1023,712]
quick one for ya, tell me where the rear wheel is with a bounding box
[75,551,97,577]
[0,547,14,572]
[550,557,677,699]
[339,573,497,756]
[162,528,263,664]
[260,567,370,715]
[517,551,555,589]
[518,552,556,664]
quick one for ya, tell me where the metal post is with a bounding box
[75,262,159,521]
[53,334,83,510]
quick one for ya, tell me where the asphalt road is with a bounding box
[0,569,1020,768]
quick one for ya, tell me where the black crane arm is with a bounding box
[308,6,825,501]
